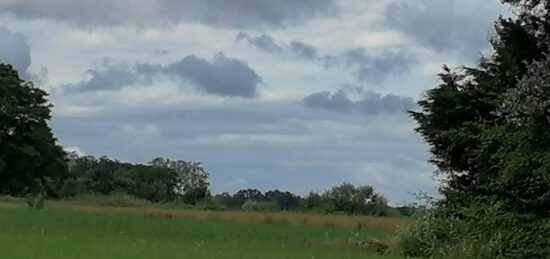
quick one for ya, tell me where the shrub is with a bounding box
[399,201,550,258]
[25,193,45,210]
[59,179,87,198]
[369,205,403,217]
[69,193,152,207]
[241,200,281,212]
[181,187,209,205]
[195,199,229,211]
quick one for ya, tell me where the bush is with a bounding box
[25,193,45,210]
[69,193,152,207]
[369,205,403,217]
[181,187,210,205]
[195,199,229,211]
[59,179,88,198]
[241,201,281,212]
[399,202,550,258]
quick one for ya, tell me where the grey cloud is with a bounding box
[0,28,31,78]
[384,0,503,55]
[64,53,262,98]
[236,32,414,83]
[290,41,318,60]
[304,90,353,113]
[63,60,153,93]
[344,48,416,83]
[1,0,339,29]
[321,55,340,69]
[236,32,319,59]
[304,88,414,115]
[164,53,262,98]
[236,32,283,53]
[354,91,415,115]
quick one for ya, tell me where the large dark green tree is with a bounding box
[0,63,67,195]
[411,0,549,216]
[404,0,549,257]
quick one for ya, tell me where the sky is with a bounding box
[0,0,510,203]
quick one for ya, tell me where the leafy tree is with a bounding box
[210,192,241,209]
[265,190,302,211]
[66,155,183,202]
[150,158,210,196]
[322,183,387,215]
[404,1,550,257]
[0,63,67,195]
[232,188,265,207]
[300,191,334,213]
[410,0,549,216]
[181,186,209,205]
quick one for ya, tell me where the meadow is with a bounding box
[0,198,410,259]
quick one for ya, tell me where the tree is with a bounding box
[403,1,550,257]
[265,190,302,210]
[150,158,210,196]
[0,63,67,195]
[322,183,387,214]
[232,188,265,207]
[65,154,188,202]
[410,0,549,216]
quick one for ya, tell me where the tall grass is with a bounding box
[1,196,412,231]
[58,203,411,231]
[0,206,406,259]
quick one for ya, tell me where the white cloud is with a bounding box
[64,145,86,156]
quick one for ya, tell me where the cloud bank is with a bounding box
[0,0,340,29]
[304,87,415,115]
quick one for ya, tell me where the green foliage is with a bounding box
[371,206,402,217]
[300,191,329,212]
[0,63,68,196]
[300,183,388,215]
[194,199,229,211]
[395,205,425,217]
[64,155,211,204]
[399,201,550,258]
[68,193,153,207]
[405,1,550,257]
[25,193,45,210]
[149,158,210,196]
[180,186,209,205]
[241,200,281,212]
[265,190,301,210]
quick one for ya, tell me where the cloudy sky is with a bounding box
[0,0,509,203]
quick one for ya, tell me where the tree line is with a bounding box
[62,153,418,216]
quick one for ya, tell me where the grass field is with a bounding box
[0,198,409,259]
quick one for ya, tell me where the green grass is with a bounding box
[0,205,405,259]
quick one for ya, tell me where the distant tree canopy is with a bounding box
[62,156,399,215]
[63,154,211,203]
[149,157,210,204]
[300,183,390,215]
[0,63,67,196]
